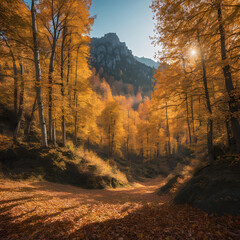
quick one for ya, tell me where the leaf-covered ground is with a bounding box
[0,176,239,240]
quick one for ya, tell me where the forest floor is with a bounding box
[0,176,239,240]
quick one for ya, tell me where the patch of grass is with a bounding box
[0,141,128,189]
[74,147,128,185]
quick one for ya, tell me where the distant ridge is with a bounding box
[134,56,159,69]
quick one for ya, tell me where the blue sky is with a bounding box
[90,0,157,60]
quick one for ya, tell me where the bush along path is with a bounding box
[0,176,239,240]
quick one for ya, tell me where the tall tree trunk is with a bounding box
[111,121,115,156]
[74,94,78,146]
[217,2,240,152]
[74,47,79,146]
[13,62,24,142]
[48,35,57,142]
[126,109,129,161]
[67,34,71,86]
[225,120,232,148]
[182,60,192,145]
[165,102,171,156]
[176,136,180,154]
[67,34,72,109]
[26,96,37,140]
[198,96,202,127]
[52,120,56,146]
[185,93,192,144]
[62,113,66,146]
[197,32,213,162]
[13,61,18,116]
[61,26,67,146]
[191,96,195,136]
[4,40,18,115]
[31,0,48,147]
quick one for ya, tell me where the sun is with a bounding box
[190,49,197,56]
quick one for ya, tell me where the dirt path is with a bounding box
[0,177,239,240]
[29,175,169,204]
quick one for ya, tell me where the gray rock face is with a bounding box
[90,33,153,92]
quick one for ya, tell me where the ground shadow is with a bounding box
[0,201,239,240]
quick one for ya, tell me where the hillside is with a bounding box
[90,33,154,94]
[134,56,159,69]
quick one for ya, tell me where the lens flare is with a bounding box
[191,49,197,56]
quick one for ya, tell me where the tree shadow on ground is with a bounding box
[1,201,239,240]
[0,203,79,240]
[68,204,240,240]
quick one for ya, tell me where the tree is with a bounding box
[31,0,48,147]
[151,0,240,160]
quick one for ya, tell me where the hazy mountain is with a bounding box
[90,33,154,94]
[134,56,159,69]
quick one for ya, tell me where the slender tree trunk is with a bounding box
[111,120,116,156]
[185,93,192,144]
[182,60,192,145]
[217,3,240,152]
[31,0,48,147]
[13,62,24,142]
[197,32,213,162]
[186,129,188,145]
[156,143,159,160]
[61,26,67,146]
[52,120,56,146]
[165,102,171,156]
[13,63,18,116]
[74,95,78,146]
[67,34,71,86]
[176,136,180,154]
[225,120,232,148]
[4,40,18,115]
[67,34,72,108]
[207,118,213,159]
[26,96,37,140]
[74,114,78,145]
[150,145,151,161]
[198,96,202,127]
[191,96,195,137]
[74,47,79,146]
[126,109,129,161]
[48,35,57,142]
[62,115,66,146]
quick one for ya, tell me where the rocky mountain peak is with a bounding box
[90,33,154,94]
[103,32,120,42]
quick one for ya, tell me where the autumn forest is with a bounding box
[0,0,239,239]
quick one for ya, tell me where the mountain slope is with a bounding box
[90,33,154,94]
[134,56,159,69]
